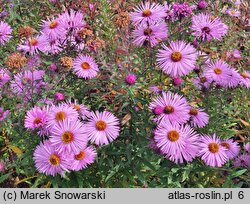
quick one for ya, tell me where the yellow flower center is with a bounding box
[55,111,66,122]
[96,120,107,131]
[214,68,222,75]
[49,21,58,29]
[171,51,182,62]
[240,72,249,79]
[189,109,198,116]
[72,104,81,111]
[200,76,207,83]
[208,142,219,153]
[29,38,38,46]
[164,105,174,114]
[144,28,153,36]
[81,62,91,70]
[142,9,152,17]
[221,142,230,150]
[167,130,180,142]
[61,131,74,144]
[49,154,60,166]
[75,151,85,160]
[33,117,42,125]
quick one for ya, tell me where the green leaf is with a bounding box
[0,173,12,184]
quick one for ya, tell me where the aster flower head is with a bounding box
[163,2,174,20]
[73,55,99,79]
[172,2,193,18]
[224,68,241,88]
[17,35,49,55]
[132,21,168,48]
[198,134,228,167]
[0,21,12,46]
[24,106,47,130]
[42,38,65,55]
[191,13,228,42]
[227,9,240,17]
[220,139,240,159]
[59,10,86,30]
[189,107,209,128]
[244,143,250,153]
[203,60,233,87]
[70,146,97,171]
[0,68,11,87]
[0,160,5,172]
[130,1,166,25]
[233,154,250,167]
[149,91,190,124]
[154,122,199,164]
[0,107,9,122]
[192,75,212,90]
[41,17,67,40]
[198,1,207,10]
[49,119,88,154]
[239,71,250,89]
[33,140,70,176]
[46,104,79,129]
[84,111,120,146]
[125,74,137,85]
[11,70,45,96]
[157,41,198,77]
[66,99,90,120]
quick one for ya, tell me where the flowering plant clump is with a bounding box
[0,0,249,188]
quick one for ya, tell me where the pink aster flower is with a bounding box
[46,104,79,129]
[198,134,228,167]
[0,21,12,46]
[70,146,97,171]
[42,39,65,54]
[84,111,120,146]
[154,122,199,164]
[54,92,65,101]
[224,68,241,88]
[65,99,90,120]
[149,91,190,124]
[49,119,88,154]
[172,2,193,18]
[231,49,241,59]
[0,160,5,172]
[132,21,168,47]
[227,9,240,17]
[189,107,209,128]
[233,154,250,167]
[157,41,198,77]
[41,17,67,40]
[73,55,99,79]
[125,74,136,85]
[203,60,232,87]
[0,68,11,87]
[239,71,250,88]
[191,13,228,41]
[17,35,48,55]
[244,143,250,152]
[33,140,70,176]
[0,107,9,122]
[130,1,166,25]
[59,10,85,30]
[24,106,47,130]
[11,70,45,96]
[192,75,212,90]
[163,2,174,20]
[220,139,240,159]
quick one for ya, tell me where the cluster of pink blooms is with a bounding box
[24,100,120,176]
[148,91,250,167]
